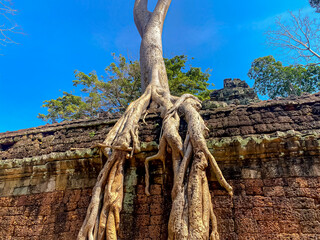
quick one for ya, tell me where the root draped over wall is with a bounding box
[1,94,320,239]
[77,1,232,239]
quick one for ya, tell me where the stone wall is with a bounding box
[209,78,259,105]
[1,93,320,239]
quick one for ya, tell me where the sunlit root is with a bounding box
[147,95,233,197]
[209,201,219,240]
[145,102,184,195]
[179,98,233,196]
[152,95,233,240]
[79,89,232,240]
[77,150,126,240]
[79,0,232,238]
[102,86,152,157]
[78,88,152,240]
[144,137,167,196]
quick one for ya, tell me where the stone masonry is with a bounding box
[209,78,259,105]
[1,92,320,239]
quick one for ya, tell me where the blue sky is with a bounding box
[0,0,313,132]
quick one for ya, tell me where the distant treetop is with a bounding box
[248,55,320,99]
[310,0,320,13]
[38,54,212,123]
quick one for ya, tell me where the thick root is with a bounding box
[129,0,229,238]
[77,150,126,240]
[79,85,232,240]
[179,98,233,196]
[78,87,152,240]
[147,95,232,240]
[79,0,231,238]
[102,86,152,156]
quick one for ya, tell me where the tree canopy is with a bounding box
[38,54,212,123]
[248,55,320,99]
[251,8,320,99]
[310,0,320,13]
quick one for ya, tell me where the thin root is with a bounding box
[144,137,166,196]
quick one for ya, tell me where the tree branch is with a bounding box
[134,0,151,37]
[266,10,320,64]
[147,0,172,34]
[0,0,20,47]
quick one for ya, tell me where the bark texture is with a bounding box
[77,1,232,239]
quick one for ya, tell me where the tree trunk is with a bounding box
[77,1,232,239]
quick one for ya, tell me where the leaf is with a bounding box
[39,54,213,123]
[248,55,320,99]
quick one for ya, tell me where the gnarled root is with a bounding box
[78,86,232,240]
[147,96,233,240]
[78,0,232,238]
[78,87,153,240]
[77,150,126,240]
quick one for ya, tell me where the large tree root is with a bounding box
[78,0,232,239]
[77,85,232,240]
[148,97,232,240]
[77,86,152,240]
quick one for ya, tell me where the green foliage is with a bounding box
[248,55,320,99]
[37,93,88,122]
[310,0,320,12]
[164,55,211,101]
[39,54,212,123]
[38,54,141,123]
